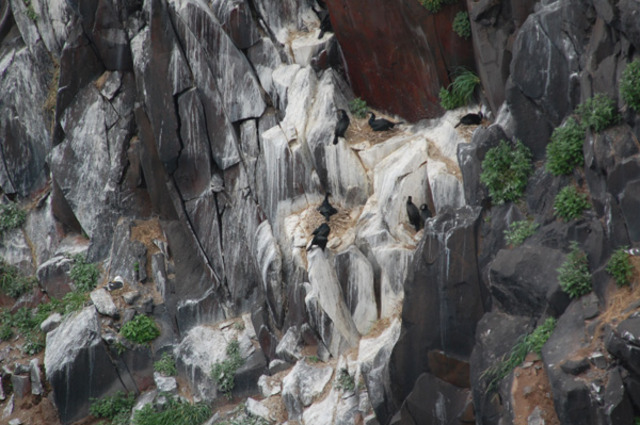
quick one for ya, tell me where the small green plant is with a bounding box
[621,60,640,111]
[233,320,245,331]
[554,186,590,221]
[0,202,26,235]
[211,339,244,398]
[90,391,136,425]
[154,352,177,376]
[452,11,471,39]
[606,247,634,287]
[133,261,140,273]
[307,355,320,363]
[546,118,584,176]
[335,368,355,392]
[133,397,211,425]
[482,317,556,392]
[557,241,592,298]
[575,93,620,132]
[419,0,457,13]
[504,220,539,246]
[480,139,533,204]
[60,290,89,313]
[22,0,38,21]
[69,254,100,292]
[349,97,368,119]
[121,314,160,344]
[635,417,640,425]
[0,261,36,298]
[439,69,480,110]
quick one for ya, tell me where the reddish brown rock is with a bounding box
[325,0,475,122]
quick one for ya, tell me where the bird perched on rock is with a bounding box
[333,109,350,145]
[454,111,483,128]
[406,196,422,231]
[420,204,432,223]
[317,193,338,221]
[107,276,124,291]
[368,112,399,131]
[307,223,331,251]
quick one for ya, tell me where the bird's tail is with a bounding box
[454,122,461,128]
[332,135,338,145]
[318,30,325,39]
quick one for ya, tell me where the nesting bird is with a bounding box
[454,111,483,128]
[317,193,338,221]
[420,204,432,223]
[406,196,422,231]
[333,109,350,144]
[368,112,399,131]
[308,223,331,251]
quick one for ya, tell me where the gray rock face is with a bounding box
[36,253,75,297]
[389,206,485,411]
[90,288,118,317]
[44,307,131,423]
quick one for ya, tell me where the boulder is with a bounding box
[275,326,302,364]
[90,288,118,317]
[605,316,640,376]
[281,359,334,421]
[45,307,130,423]
[29,358,43,396]
[489,244,570,318]
[254,221,286,327]
[209,0,260,50]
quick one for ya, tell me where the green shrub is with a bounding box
[335,368,355,392]
[121,314,161,344]
[154,352,177,376]
[480,139,533,204]
[419,0,457,13]
[439,69,480,110]
[575,93,620,132]
[452,11,471,39]
[133,398,211,425]
[219,412,271,425]
[90,391,136,425]
[482,317,556,392]
[0,261,36,298]
[349,97,368,119]
[554,186,590,221]
[69,254,100,292]
[0,202,26,235]
[606,247,634,287]
[211,339,244,398]
[557,241,592,298]
[546,118,585,176]
[22,0,38,21]
[504,220,539,246]
[621,60,640,111]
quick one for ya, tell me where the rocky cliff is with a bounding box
[0,0,639,424]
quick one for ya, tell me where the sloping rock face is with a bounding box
[325,0,475,121]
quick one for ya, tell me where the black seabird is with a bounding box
[333,109,350,145]
[420,204,432,222]
[317,193,338,221]
[406,196,422,231]
[368,112,399,131]
[454,111,483,128]
[308,223,331,251]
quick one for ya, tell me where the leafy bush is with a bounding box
[553,186,590,221]
[90,391,136,425]
[621,60,640,111]
[134,398,211,425]
[211,339,244,398]
[480,139,533,204]
[0,261,36,298]
[121,314,161,344]
[419,0,457,13]
[154,352,177,376]
[606,247,634,287]
[452,11,471,39]
[69,254,100,292]
[482,317,556,392]
[335,368,355,392]
[546,118,584,176]
[0,202,26,235]
[504,220,539,246]
[575,93,620,132]
[557,241,592,298]
[349,97,368,119]
[439,69,480,110]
